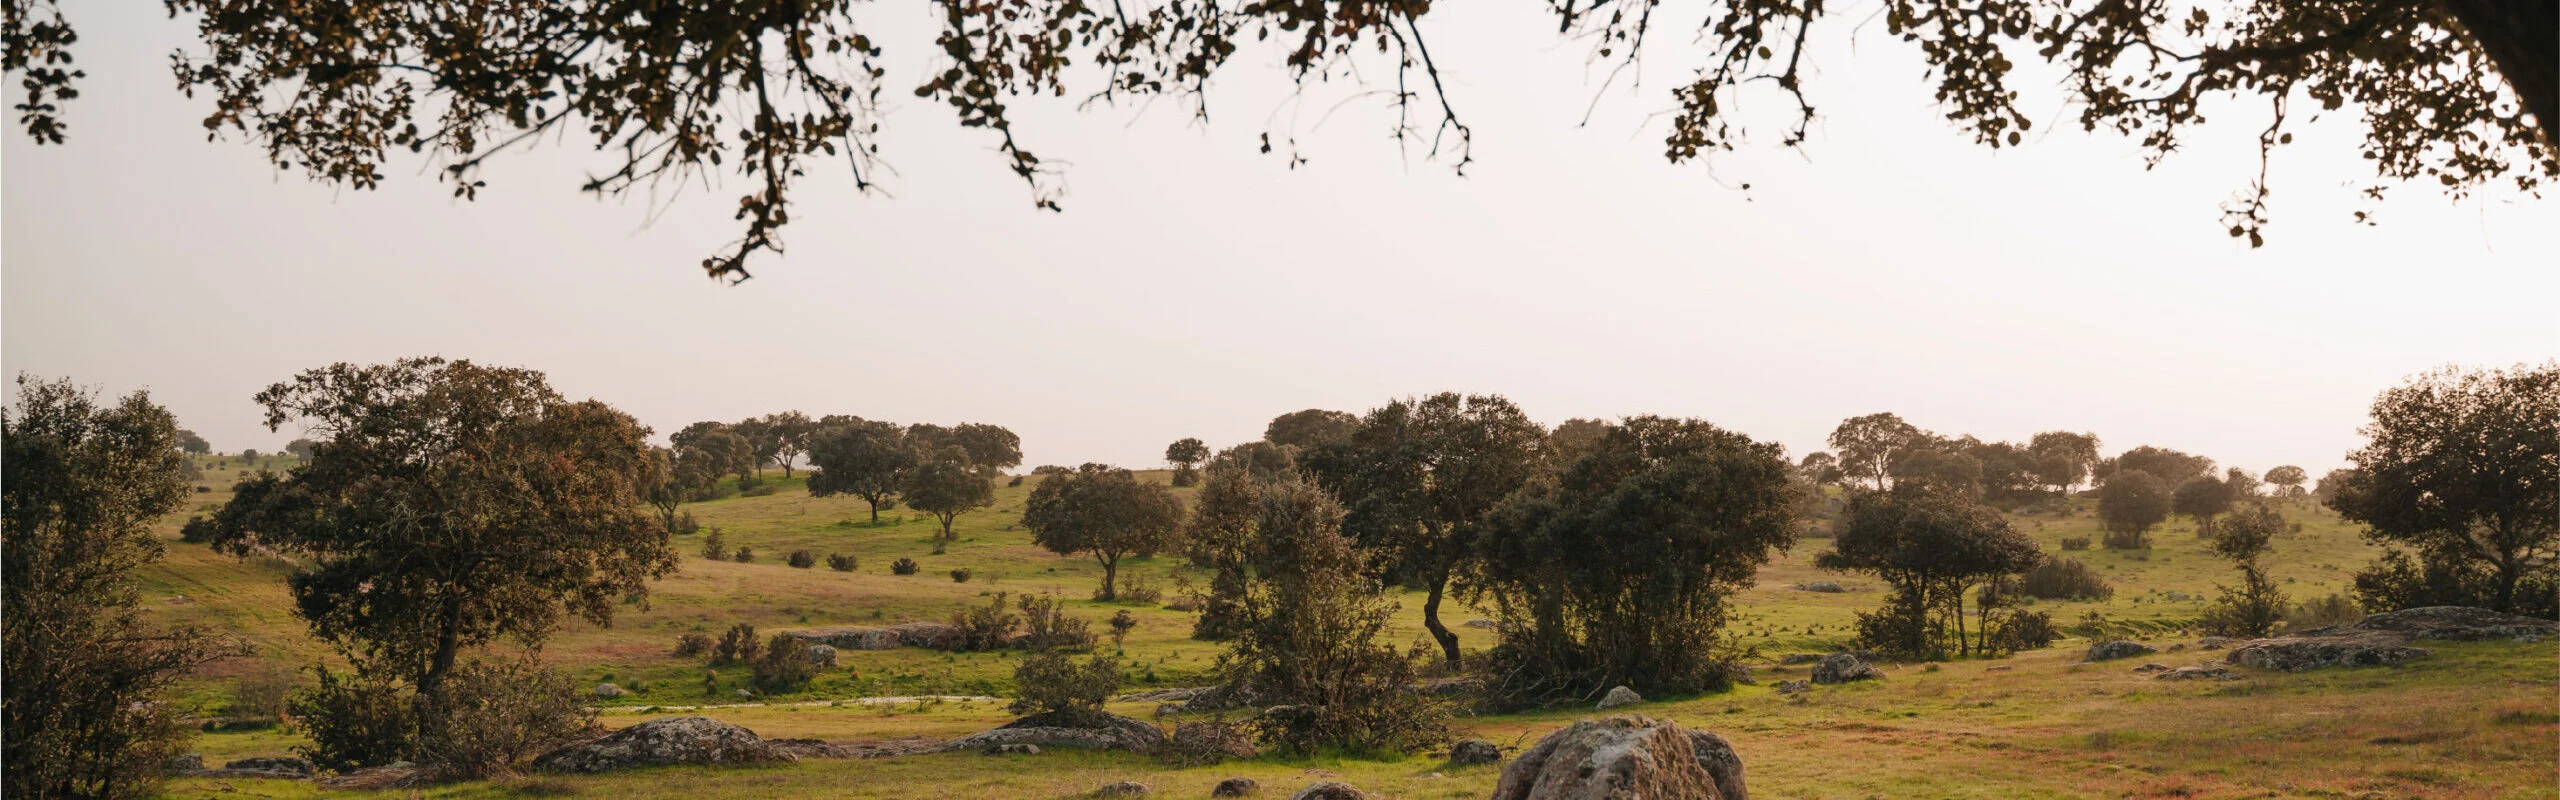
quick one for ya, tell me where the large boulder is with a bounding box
[1177,683,1262,713]
[1449,739,1503,766]
[1288,782,1371,800]
[938,711,1167,754]
[1092,781,1151,797]
[2085,641,2155,662]
[2225,630,2429,672]
[593,682,627,698]
[1212,777,1261,797]
[1810,653,1881,684]
[806,644,838,667]
[1489,715,1747,800]
[533,715,793,773]
[1597,685,1644,710]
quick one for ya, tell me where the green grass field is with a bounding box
[143,460,2557,799]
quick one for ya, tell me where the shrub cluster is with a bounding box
[711,624,761,666]
[2284,593,2362,631]
[732,546,756,563]
[2018,558,2114,601]
[672,632,713,657]
[698,528,729,561]
[891,557,920,575]
[749,633,816,693]
[950,567,974,583]
[1008,650,1120,719]
[2058,536,2091,551]
[1017,593,1095,651]
[786,549,816,569]
[826,553,858,572]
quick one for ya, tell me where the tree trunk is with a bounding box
[2442,0,2558,149]
[933,515,954,554]
[1099,554,1119,601]
[866,498,880,524]
[422,608,463,697]
[1423,562,1461,667]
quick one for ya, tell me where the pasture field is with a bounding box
[144,459,2558,799]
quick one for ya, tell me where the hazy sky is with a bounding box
[5,4,2554,478]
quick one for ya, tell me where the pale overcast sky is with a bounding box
[5,4,2553,477]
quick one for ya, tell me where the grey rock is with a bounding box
[1212,777,1261,797]
[221,757,313,777]
[2197,636,2231,650]
[1778,653,1825,666]
[2226,631,2429,672]
[1464,618,1498,629]
[1288,781,1371,800]
[1772,680,1810,694]
[2131,663,2169,674]
[787,621,964,651]
[1800,581,1846,593]
[984,743,1040,755]
[1811,653,1881,684]
[938,711,1167,754]
[1449,739,1502,765]
[1489,715,1747,800]
[2085,640,2156,662]
[533,715,793,773]
[2155,665,2239,681]
[806,644,838,668]
[163,753,205,773]
[1092,780,1150,797]
[2336,606,2560,642]
[1168,721,1258,763]
[594,682,627,698]
[1597,685,1644,710]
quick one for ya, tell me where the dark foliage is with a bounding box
[891,557,920,576]
[2097,471,2172,549]
[2329,363,2557,616]
[1822,486,2042,659]
[750,634,817,693]
[1008,651,1119,719]
[1025,464,1184,601]
[2200,504,2289,637]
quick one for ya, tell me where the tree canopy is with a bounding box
[2328,362,2556,615]
[805,418,916,523]
[11,1,2543,279]
[1820,485,2042,658]
[1023,464,1184,600]
[1264,409,1358,451]
[902,446,995,554]
[1828,413,1927,490]
[2098,470,2174,549]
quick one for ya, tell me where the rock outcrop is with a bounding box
[1212,777,1261,797]
[1810,653,1881,684]
[2225,630,2430,672]
[2331,606,2558,641]
[1449,739,1503,765]
[221,757,314,777]
[938,711,1167,754]
[1288,781,1371,800]
[1166,721,1258,763]
[2085,641,2155,661]
[533,716,793,773]
[1489,715,1747,800]
[1597,685,1644,710]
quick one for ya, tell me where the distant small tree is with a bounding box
[805,419,916,523]
[1828,412,1927,490]
[2097,471,2172,549]
[903,447,993,554]
[2101,446,2215,488]
[2201,504,2288,637]
[2028,431,2101,494]
[2263,465,2309,500]
[1797,451,1844,487]
[1164,437,1209,487]
[1186,468,1262,640]
[1107,609,1138,649]
[176,428,212,455]
[760,411,814,477]
[1208,440,1299,483]
[1820,486,2042,659]
[2173,476,2237,537]
[1024,464,1184,600]
[643,447,687,533]
[240,448,262,467]
[1544,418,1611,471]
[2330,363,2557,616]
[285,438,318,460]
[2312,468,2355,504]
[2223,467,2262,500]
[912,423,1024,480]
[4,376,219,800]
[1262,409,1358,451]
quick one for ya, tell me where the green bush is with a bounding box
[290,668,417,773]
[951,593,1020,652]
[411,658,595,781]
[1016,593,1095,652]
[741,484,778,498]
[673,633,713,658]
[787,549,816,569]
[1007,650,1119,719]
[698,528,729,561]
[891,557,919,575]
[2284,593,2362,632]
[711,624,761,666]
[950,567,974,583]
[179,515,217,544]
[749,634,817,693]
[2058,537,2091,551]
[2020,558,2114,601]
[732,546,755,564]
[826,553,857,572]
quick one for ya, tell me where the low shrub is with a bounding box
[952,593,1021,652]
[290,668,416,773]
[750,634,817,693]
[699,528,730,561]
[950,567,974,583]
[1007,475,1025,487]
[711,624,761,667]
[741,484,778,498]
[1118,574,1163,605]
[891,557,920,575]
[412,657,595,781]
[2020,558,2114,601]
[2058,536,2091,551]
[673,632,714,658]
[1008,650,1120,719]
[1108,610,1139,648]
[2284,593,2362,631]
[180,515,217,544]
[1988,610,2061,652]
[732,547,755,564]
[673,511,700,535]
[787,549,817,569]
[1017,593,1096,652]
[826,553,857,572]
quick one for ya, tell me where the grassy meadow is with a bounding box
[144,457,2558,799]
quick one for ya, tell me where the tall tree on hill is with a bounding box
[1798,451,1846,487]
[902,447,993,554]
[1184,467,1263,639]
[806,419,918,524]
[1164,437,1209,487]
[1306,393,1543,667]
[1024,464,1185,600]
[669,421,731,451]
[2098,471,2173,549]
[15,1,2542,279]
[2201,503,2288,637]
[731,416,779,478]
[1473,416,1801,701]
[761,411,815,477]
[2028,431,2102,494]
[1263,409,1358,451]
[175,427,212,455]
[2329,363,2557,616]
[1820,486,2042,658]
[2102,446,2216,488]
[2263,465,2310,499]
[1209,440,1301,484]
[5,376,218,800]
[951,424,1025,477]
[208,358,677,700]
[1829,413,1928,491]
[2173,476,2238,537]
[284,437,318,460]
[643,447,687,533]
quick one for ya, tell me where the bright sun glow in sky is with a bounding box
[5,4,2553,477]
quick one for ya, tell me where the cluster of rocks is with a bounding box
[1810,652,1881,684]
[2218,606,2552,672]
[2085,640,2157,662]
[1797,581,1846,593]
[533,716,796,773]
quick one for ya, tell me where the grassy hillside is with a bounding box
[142,461,2556,799]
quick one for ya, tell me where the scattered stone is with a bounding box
[1597,685,1644,710]
[984,743,1040,756]
[1177,683,1262,713]
[2165,591,2194,601]
[1154,702,1184,719]
[2226,631,2429,672]
[2085,641,2155,662]
[1092,780,1150,797]
[221,757,314,777]
[767,738,857,759]
[594,682,627,698]
[1772,680,1810,694]
[1212,777,1261,797]
[2131,663,2169,674]
[1811,653,1881,684]
[1800,581,1846,593]
[2167,644,2188,653]
[1117,687,1208,703]
[2197,636,2231,650]
[938,711,1168,754]
[1464,618,1498,629]
[1449,739,1503,765]
[163,753,205,772]
[734,689,756,699]
[806,644,838,668]
[1490,715,1747,800]
[2155,665,2238,681]
[1983,665,2013,672]
[533,716,794,773]
[1288,781,1371,800]
[1777,653,1824,665]
[317,765,422,790]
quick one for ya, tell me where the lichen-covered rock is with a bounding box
[2085,641,2155,661]
[533,716,792,773]
[1092,780,1150,797]
[1597,685,1644,710]
[787,622,963,651]
[1288,781,1371,800]
[938,711,1167,754]
[221,757,314,777]
[1177,683,1261,713]
[594,682,627,698]
[1212,777,1261,797]
[806,644,838,667]
[2225,631,2430,672]
[2130,663,2169,674]
[2196,636,2231,650]
[1489,715,1747,800]
[1449,739,1503,765]
[984,743,1041,755]
[2155,665,2238,681]
[1810,653,1881,684]
[1464,618,1498,629]
[2334,606,2559,642]
[1777,653,1824,665]
[1800,581,1845,593]
[1772,680,1810,694]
